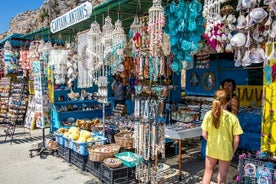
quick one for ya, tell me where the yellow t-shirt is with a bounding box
[201,110,243,161]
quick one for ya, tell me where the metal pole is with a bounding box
[102,103,105,137]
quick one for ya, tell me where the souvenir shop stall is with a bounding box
[44,0,202,183]
[0,0,275,183]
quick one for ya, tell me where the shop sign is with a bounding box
[50,2,92,33]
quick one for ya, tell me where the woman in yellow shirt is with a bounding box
[201,89,243,184]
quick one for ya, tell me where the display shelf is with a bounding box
[51,101,112,133]
[6,77,28,125]
[0,77,11,122]
[54,100,102,106]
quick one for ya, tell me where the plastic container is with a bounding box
[101,164,128,184]
[85,159,102,177]
[63,135,73,149]
[54,131,64,146]
[70,150,88,171]
[57,146,71,162]
[72,135,107,155]
[115,152,143,168]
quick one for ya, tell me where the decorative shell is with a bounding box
[250,8,268,23]
[230,33,246,47]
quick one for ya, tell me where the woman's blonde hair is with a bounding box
[211,89,230,128]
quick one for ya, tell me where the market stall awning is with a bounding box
[20,0,171,43]
[0,33,26,48]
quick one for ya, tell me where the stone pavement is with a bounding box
[0,125,239,184]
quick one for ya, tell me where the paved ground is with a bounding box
[0,124,239,184]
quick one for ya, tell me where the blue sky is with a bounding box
[0,0,45,34]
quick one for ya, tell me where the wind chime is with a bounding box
[111,18,126,73]
[87,20,103,81]
[102,16,114,75]
[130,15,143,55]
[77,30,94,88]
[147,0,165,82]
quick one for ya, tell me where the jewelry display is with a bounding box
[133,92,166,183]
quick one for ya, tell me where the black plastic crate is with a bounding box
[86,159,102,177]
[57,145,71,163]
[101,164,128,184]
[128,167,136,180]
[70,150,88,171]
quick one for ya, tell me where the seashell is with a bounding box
[236,14,246,29]
[234,49,242,67]
[270,21,276,38]
[242,50,251,67]
[265,11,273,26]
[225,43,233,53]
[250,8,268,23]
[264,0,272,5]
[230,33,246,47]
[252,29,260,42]
[242,0,256,9]
[269,1,276,14]
[245,31,251,48]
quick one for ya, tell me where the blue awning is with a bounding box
[0,33,27,48]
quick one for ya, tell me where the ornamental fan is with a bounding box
[87,21,103,74]
[112,19,126,72]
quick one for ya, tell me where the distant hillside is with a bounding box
[0,0,103,40]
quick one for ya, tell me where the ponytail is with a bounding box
[211,89,230,129]
[212,99,221,128]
